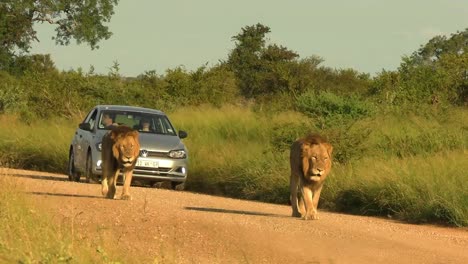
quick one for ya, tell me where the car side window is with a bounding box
[161,117,175,135]
[153,117,163,133]
[85,109,97,130]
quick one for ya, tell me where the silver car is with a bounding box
[68,105,188,190]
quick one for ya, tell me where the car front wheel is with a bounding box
[171,181,185,191]
[68,150,81,182]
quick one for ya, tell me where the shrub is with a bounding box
[296,90,375,127]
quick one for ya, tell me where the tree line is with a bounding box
[0,0,466,120]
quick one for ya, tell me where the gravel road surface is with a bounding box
[2,168,467,264]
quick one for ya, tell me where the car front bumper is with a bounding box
[93,158,188,183]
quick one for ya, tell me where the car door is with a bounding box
[75,108,98,170]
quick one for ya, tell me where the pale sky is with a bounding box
[30,0,468,77]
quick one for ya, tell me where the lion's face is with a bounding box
[111,130,140,168]
[301,142,333,182]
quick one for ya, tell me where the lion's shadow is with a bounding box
[185,206,287,218]
[3,173,69,182]
[27,191,102,199]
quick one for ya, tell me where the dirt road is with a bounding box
[2,168,467,264]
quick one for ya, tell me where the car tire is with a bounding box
[85,153,99,184]
[171,182,185,191]
[151,181,163,188]
[68,150,81,182]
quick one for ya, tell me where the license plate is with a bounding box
[136,158,159,168]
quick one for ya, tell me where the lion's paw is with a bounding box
[105,192,116,199]
[292,211,302,218]
[121,194,132,200]
[302,213,319,220]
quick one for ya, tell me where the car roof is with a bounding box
[95,105,165,115]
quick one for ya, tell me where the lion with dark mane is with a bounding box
[289,133,333,220]
[101,125,140,200]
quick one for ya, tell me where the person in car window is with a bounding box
[140,118,151,132]
[101,113,117,128]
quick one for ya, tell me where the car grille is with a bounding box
[140,150,168,158]
[134,167,171,176]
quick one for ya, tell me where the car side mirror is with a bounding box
[79,123,91,131]
[178,130,188,139]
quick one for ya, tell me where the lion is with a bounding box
[101,125,140,200]
[290,133,333,220]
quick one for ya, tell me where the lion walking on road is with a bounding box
[290,134,333,220]
[101,126,140,200]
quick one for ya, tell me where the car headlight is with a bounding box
[96,142,102,151]
[168,149,186,159]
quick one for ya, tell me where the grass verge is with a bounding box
[0,175,122,263]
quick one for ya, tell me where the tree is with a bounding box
[409,28,467,66]
[227,23,299,97]
[0,0,119,69]
[376,28,468,105]
[11,54,58,75]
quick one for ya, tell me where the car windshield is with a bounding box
[98,111,177,136]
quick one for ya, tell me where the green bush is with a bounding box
[296,90,375,127]
[0,71,28,114]
[324,123,372,164]
[269,121,316,152]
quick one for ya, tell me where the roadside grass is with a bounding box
[0,176,122,263]
[363,109,467,157]
[169,105,299,202]
[0,115,76,172]
[325,150,468,226]
[0,105,466,226]
[171,105,468,226]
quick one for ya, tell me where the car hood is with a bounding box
[138,133,185,152]
[95,130,185,152]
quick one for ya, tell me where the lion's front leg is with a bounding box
[101,175,108,197]
[301,186,317,220]
[309,184,324,220]
[298,193,306,217]
[121,169,133,200]
[105,168,119,199]
[290,172,301,218]
[101,162,111,197]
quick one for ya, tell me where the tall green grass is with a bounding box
[0,105,466,226]
[169,105,301,202]
[326,151,468,226]
[0,115,77,172]
[0,176,122,263]
[171,105,467,226]
[362,109,467,157]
